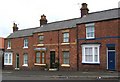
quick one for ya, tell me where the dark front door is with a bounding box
[50,51,55,68]
[108,51,115,70]
[16,54,19,68]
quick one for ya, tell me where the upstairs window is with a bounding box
[24,38,28,48]
[39,35,44,44]
[86,23,95,39]
[7,40,11,49]
[63,32,69,43]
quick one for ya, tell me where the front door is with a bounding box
[16,54,19,69]
[50,51,55,68]
[108,51,115,70]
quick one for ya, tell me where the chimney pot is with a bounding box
[40,14,47,27]
[80,3,89,17]
[13,23,18,32]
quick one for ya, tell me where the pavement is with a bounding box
[1,70,120,80]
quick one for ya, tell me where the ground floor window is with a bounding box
[4,52,12,65]
[81,44,100,64]
[23,53,28,66]
[63,51,70,64]
[35,52,45,64]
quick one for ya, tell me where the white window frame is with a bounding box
[23,38,28,48]
[86,23,95,39]
[81,44,100,64]
[22,53,28,66]
[7,40,11,49]
[4,52,13,65]
[63,32,69,43]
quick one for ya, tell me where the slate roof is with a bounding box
[7,8,120,39]
[7,27,39,38]
[77,8,120,24]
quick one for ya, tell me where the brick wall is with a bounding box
[4,28,77,71]
[77,19,119,71]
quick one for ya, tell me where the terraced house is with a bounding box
[4,3,120,71]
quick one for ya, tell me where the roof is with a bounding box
[7,8,120,39]
[34,18,80,33]
[7,27,39,39]
[77,8,120,24]
[0,37,4,49]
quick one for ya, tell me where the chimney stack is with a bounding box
[13,23,18,32]
[80,3,89,17]
[40,14,47,27]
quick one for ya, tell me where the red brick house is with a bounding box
[0,37,4,69]
[4,3,120,71]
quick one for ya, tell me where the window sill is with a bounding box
[61,43,70,45]
[82,62,100,65]
[4,64,12,65]
[23,47,28,49]
[37,44,44,47]
[34,63,46,66]
[61,64,70,67]
[22,64,28,67]
[86,37,95,40]
[7,47,11,49]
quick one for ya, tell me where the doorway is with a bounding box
[16,54,19,69]
[50,51,55,68]
[107,46,116,71]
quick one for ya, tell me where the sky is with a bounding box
[0,0,120,38]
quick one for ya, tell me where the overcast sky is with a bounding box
[0,0,119,38]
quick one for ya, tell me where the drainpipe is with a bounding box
[76,25,79,71]
[58,30,60,71]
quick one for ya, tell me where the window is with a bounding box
[42,53,45,64]
[4,52,12,65]
[63,32,69,42]
[82,44,100,64]
[35,52,45,64]
[36,52,40,63]
[7,40,11,49]
[86,23,95,39]
[24,38,28,48]
[63,51,69,64]
[39,35,44,43]
[23,53,28,66]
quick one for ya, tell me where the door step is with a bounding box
[49,68,58,71]
[15,68,20,70]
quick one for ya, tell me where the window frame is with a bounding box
[23,53,28,66]
[81,44,100,64]
[4,52,13,65]
[62,51,70,65]
[38,35,44,44]
[86,23,95,39]
[7,40,11,49]
[23,38,28,48]
[63,32,69,43]
[35,52,46,64]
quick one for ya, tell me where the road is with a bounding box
[2,70,120,80]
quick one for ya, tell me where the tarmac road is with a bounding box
[2,70,120,80]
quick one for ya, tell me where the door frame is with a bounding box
[15,54,20,70]
[107,49,116,70]
[50,51,55,68]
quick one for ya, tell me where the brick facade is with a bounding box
[77,19,120,71]
[3,5,120,71]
